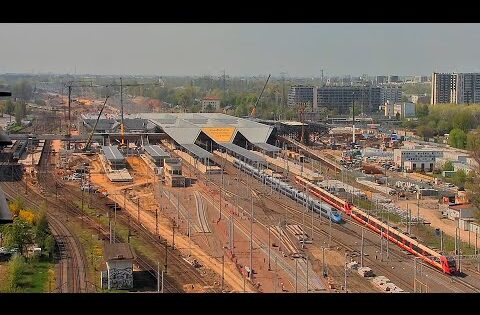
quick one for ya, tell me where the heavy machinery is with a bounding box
[250,74,271,118]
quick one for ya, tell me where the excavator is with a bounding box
[83,95,110,152]
[249,74,271,118]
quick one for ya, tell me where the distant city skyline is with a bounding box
[1,23,480,77]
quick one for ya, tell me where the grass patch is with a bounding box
[21,259,55,293]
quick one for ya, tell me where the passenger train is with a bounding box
[232,159,343,224]
[294,175,458,275]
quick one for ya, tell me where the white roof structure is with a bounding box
[128,113,275,145]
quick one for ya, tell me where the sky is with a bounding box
[1,23,480,77]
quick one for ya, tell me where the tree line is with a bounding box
[403,104,480,149]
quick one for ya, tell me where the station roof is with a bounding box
[130,113,274,145]
[104,243,135,261]
[253,142,281,153]
[101,146,125,162]
[0,187,12,224]
[181,143,213,160]
[219,143,265,163]
[143,145,169,158]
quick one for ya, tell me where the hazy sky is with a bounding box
[1,23,480,77]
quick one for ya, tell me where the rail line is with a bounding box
[8,142,199,292]
[207,154,480,292]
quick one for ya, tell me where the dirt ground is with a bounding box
[89,154,255,292]
[396,198,477,245]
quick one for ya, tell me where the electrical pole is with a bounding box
[164,240,168,273]
[157,261,160,292]
[380,227,383,262]
[155,208,158,236]
[161,270,164,293]
[268,225,271,270]
[137,198,140,223]
[120,77,124,145]
[295,258,298,293]
[306,256,309,293]
[344,252,348,293]
[67,85,71,136]
[249,189,253,280]
[361,227,364,267]
[113,202,117,242]
[221,255,225,292]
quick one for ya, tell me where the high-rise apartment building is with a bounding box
[380,85,402,104]
[288,85,382,114]
[316,86,381,114]
[287,85,317,109]
[431,72,480,104]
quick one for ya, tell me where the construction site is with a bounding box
[1,77,480,295]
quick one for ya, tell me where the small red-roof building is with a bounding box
[201,96,221,112]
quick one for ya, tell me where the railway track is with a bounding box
[1,181,88,292]
[45,147,218,292]
[3,142,194,292]
[206,155,480,292]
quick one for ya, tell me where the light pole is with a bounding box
[344,251,349,293]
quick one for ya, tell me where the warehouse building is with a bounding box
[393,148,443,172]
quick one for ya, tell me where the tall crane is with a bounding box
[83,95,110,152]
[102,78,161,147]
[250,74,271,118]
[64,80,97,137]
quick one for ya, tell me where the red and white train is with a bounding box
[294,175,457,275]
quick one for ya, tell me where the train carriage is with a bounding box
[294,175,457,275]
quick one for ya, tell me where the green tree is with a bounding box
[448,128,467,149]
[443,160,454,172]
[4,99,15,115]
[34,211,49,249]
[467,129,480,152]
[12,80,33,101]
[1,254,26,292]
[452,110,473,131]
[452,169,468,188]
[416,104,429,117]
[44,235,55,259]
[417,125,434,139]
[436,120,452,135]
[1,218,34,255]
[14,102,26,125]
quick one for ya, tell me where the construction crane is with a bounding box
[297,102,307,144]
[101,78,161,147]
[83,95,110,152]
[64,80,97,137]
[250,74,271,118]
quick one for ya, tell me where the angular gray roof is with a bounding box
[101,146,125,162]
[144,145,170,158]
[219,143,265,163]
[181,144,213,159]
[253,142,281,153]
[129,113,274,145]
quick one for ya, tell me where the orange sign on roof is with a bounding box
[202,127,236,143]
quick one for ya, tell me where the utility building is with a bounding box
[164,158,185,187]
[102,243,135,290]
